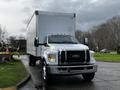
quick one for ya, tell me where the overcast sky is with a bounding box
[0,0,120,36]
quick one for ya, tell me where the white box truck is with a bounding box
[27,11,97,82]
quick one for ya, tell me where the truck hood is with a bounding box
[48,44,89,51]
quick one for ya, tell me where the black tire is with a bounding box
[82,73,95,81]
[29,55,36,66]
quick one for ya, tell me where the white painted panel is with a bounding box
[37,12,75,43]
[27,14,36,55]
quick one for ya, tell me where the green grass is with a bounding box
[95,53,120,62]
[0,60,27,88]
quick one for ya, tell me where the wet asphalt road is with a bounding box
[19,55,120,90]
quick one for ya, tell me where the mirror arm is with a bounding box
[34,37,49,47]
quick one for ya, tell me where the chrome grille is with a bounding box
[59,50,90,65]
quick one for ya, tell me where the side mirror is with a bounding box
[44,43,49,47]
[34,37,39,47]
[34,37,49,47]
[84,37,88,46]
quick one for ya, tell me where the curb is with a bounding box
[16,58,31,90]
[16,74,31,90]
[97,61,120,63]
[0,87,16,90]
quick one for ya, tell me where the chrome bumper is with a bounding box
[47,64,97,75]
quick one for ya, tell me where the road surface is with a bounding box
[19,55,120,90]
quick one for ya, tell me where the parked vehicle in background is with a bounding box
[100,49,110,53]
[27,11,97,83]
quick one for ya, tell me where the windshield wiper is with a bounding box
[49,42,78,44]
[60,42,77,44]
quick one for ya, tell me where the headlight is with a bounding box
[90,50,96,64]
[48,54,56,62]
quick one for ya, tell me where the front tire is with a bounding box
[41,60,50,86]
[42,61,47,83]
[42,62,47,81]
[82,73,95,81]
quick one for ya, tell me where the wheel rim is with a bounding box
[43,65,46,80]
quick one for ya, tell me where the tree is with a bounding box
[76,15,120,53]
[75,30,84,43]
[0,25,8,47]
[8,36,17,51]
[107,16,120,52]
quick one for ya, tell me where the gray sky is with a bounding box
[0,0,120,36]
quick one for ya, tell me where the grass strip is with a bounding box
[95,53,120,62]
[0,60,27,88]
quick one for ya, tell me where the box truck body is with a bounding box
[27,11,75,56]
[27,11,97,82]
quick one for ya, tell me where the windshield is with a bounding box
[48,35,79,44]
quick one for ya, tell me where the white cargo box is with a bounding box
[27,11,76,55]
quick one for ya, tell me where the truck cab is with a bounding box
[32,34,97,81]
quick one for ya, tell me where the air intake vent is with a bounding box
[59,50,90,65]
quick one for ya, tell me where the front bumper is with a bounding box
[47,64,97,75]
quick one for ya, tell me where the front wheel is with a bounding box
[41,61,49,85]
[42,62,47,81]
[82,73,95,81]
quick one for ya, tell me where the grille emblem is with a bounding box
[72,55,80,58]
